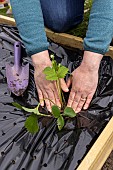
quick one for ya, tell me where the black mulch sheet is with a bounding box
[0,25,113,170]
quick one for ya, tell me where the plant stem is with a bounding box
[61,90,66,109]
[40,98,61,109]
[37,113,52,117]
[56,79,63,108]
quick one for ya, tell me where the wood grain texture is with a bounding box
[77,117,113,170]
[0,15,113,59]
[0,15,16,26]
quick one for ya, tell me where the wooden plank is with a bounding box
[46,28,113,59]
[0,15,113,59]
[0,15,16,26]
[77,117,113,170]
[45,28,83,51]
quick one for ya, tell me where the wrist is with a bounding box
[81,51,103,71]
[31,50,51,70]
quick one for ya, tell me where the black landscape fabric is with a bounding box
[0,25,113,170]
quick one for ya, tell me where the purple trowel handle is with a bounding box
[14,41,21,70]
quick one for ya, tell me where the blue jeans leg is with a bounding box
[40,0,84,32]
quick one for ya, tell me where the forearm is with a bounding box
[10,0,49,56]
[84,0,113,55]
[81,51,103,71]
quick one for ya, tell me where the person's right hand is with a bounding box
[31,50,68,112]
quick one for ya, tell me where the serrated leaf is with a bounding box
[63,107,76,118]
[57,115,64,130]
[12,102,23,110]
[52,105,60,118]
[25,114,39,134]
[57,66,69,78]
[46,74,58,81]
[43,67,58,80]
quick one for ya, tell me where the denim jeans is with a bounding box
[40,0,84,32]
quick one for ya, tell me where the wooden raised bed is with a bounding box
[0,15,113,59]
[0,15,113,170]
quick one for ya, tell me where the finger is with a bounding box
[53,89,61,108]
[66,76,72,88]
[76,97,87,113]
[47,90,56,107]
[72,92,81,112]
[75,94,87,113]
[67,90,75,107]
[37,88,44,106]
[43,92,51,112]
[60,79,69,92]
[83,93,94,110]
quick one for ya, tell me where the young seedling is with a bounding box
[43,54,69,108]
[12,55,76,134]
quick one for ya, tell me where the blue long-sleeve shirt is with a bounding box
[10,0,113,56]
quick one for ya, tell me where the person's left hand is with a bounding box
[67,51,103,113]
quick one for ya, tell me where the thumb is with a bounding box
[60,79,69,92]
[67,76,72,88]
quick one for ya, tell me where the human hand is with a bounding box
[67,51,103,113]
[31,50,68,112]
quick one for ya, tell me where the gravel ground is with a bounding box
[102,151,113,170]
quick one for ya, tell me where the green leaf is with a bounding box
[57,66,69,78]
[57,115,64,131]
[12,102,23,110]
[43,67,58,80]
[52,105,60,118]
[25,114,39,134]
[63,107,76,118]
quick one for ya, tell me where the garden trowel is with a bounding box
[6,41,29,96]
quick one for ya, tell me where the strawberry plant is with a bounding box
[12,55,76,134]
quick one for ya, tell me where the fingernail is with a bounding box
[75,109,80,113]
[65,88,69,92]
[41,103,44,106]
[58,104,61,108]
[83,106,87,110]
